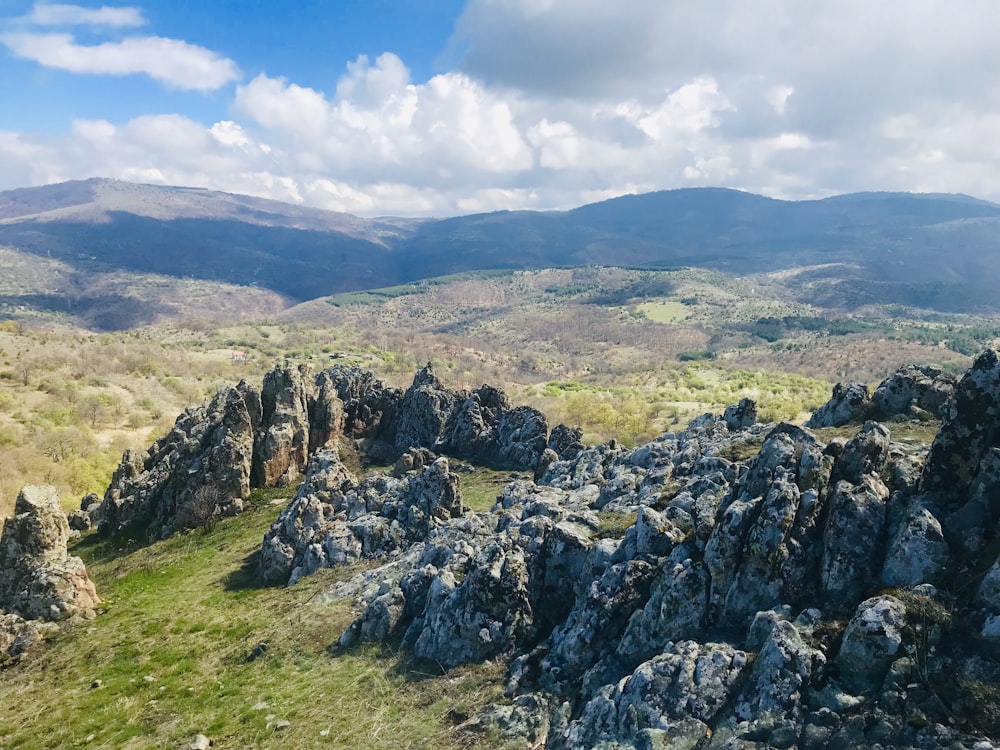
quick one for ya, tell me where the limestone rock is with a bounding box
[253,364,311,487]
[806,382,871,428]
[871,364,956,421]
[96,381,260,539]
[724,397,757,431]
[0,486,99,621]
[836,594,907,693]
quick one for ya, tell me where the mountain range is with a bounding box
[3,178,1000,328]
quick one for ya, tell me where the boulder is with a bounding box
[836,594,907,693]
[806,382,871,428]
[0,486,99,621]
[871,364,956,420]
[724,397,758,431]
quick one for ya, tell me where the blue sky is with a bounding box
[2,1,1000,216]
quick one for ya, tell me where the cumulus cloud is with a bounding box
[4,1,1000,215]
[0,32,239,90]
[25,3,145,28]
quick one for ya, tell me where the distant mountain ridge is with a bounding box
[3,178,1000,327]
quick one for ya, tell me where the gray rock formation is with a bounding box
[310,357,1000,749]
[96,381,260,539]
[0,486,99,623]
[253,364,311,487]
[260,452,466,586]
[806,382,871,427]
[871,364,956,420]
[96,362,570,541]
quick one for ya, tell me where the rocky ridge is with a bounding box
[260,355,1000,749]
[0,485,99,663]
[93,362,570,540]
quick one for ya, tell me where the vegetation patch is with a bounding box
[0,503,505,749]
[635,300,691,324]
[594,511,638,540]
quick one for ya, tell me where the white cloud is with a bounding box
[26,3,145,28]
[0,31,239,90]
[6,1,1000,215]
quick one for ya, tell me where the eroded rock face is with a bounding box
[871,364,956,420]
[806,382,871,428]
[96,381,260,539]
[0,486,99,622]
[253,364,311,487]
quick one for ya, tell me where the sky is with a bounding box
[1,1,1000,217]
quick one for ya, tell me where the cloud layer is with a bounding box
[2,1,1000,215]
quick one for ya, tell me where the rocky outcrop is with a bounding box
[253,364,311,487]
[260,451,466,586]
[0,486,98,629]
[871,364,956,420]
[97,363,569,540]
[313,353,1000,749]
[808,364,959,429]
[806,382,870,427]
[96,381,261,539]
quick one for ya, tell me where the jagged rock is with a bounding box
[806,382,871,428]
[395,364,459,454]
[258,448,357,586]
[548,424,585,461]
[922,349,1000,508]
[312,366,401,459]
[880,501,948,587]
[830,421,890,485]
[733,613,826,720]
[96,381,260,538]
[412,539,533,668]
[391,447,437,478]
[820,476,888,612]
[253,364,311,487]
[724,397,757,431]
[565,641,748,750]
[441,384,511,458]
[836,594,907,693]
[537,559,659,695]
[260,454,465,586]
[871,364,956,421]
[0,486,99,621]
[615,550,710,669]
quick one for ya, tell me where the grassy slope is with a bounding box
[0,486,507,749]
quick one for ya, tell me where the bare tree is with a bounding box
[176,484,222,533]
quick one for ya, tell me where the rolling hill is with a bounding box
[3,178,1000,328]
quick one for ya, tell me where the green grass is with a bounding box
[0,495,506,749]
[635,300,691,323]
[458,465,524,512]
